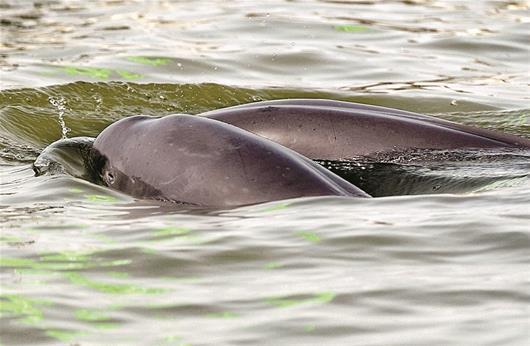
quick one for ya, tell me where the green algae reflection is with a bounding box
[0,294,51,325]
[261,202,290,212]
[127,56,171,66]
[151,226,206,244]
[1,251,130,271]
[64,272,167,295]
[334,24,369,33]
[206,311,239,319]
[163,335,192,346]
[153,226,192,237]
[0,234,24,243]
[304,324,316,332]
[0,295,90,342]
[74,308,119,329]
[58,66,143,80]
[60,66,112,79]
[295,230,321,244]
[40,251,91,262]
[107,271,130,278]
[46,329,86,342]
[265,292,335,308]
[84,194,119,203]
[75,308,108,321]
[264,261,284,270]
[116,69,143,80]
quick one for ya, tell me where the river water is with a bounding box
[1,1,529,345]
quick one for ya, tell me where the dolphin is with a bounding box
[34,99,529,206]
[91,114,369,206]
[203,99,530,160]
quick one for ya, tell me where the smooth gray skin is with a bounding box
[203,99,530,160]
[92,114,370,207]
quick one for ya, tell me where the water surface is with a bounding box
[1,1,529,345]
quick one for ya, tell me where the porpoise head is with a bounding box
[92,115,171,200]
[33,136,105,184]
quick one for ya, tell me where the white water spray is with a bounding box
[48,96,70,139]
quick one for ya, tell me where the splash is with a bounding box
[48,96,70,139]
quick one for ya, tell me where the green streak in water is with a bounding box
[265,297,302,308]
[334,24,369,33]
[264,261,284,269]
[261,202,290,212]
[304,324,316,332]
[153,226,192,237]
[93,234,116,244]
[84,194,119,203]
[74,308,119,329]
[164,335,182,343]
[14,268,55,276]
[313,292,336,304]
[40,251,91,262]
[107,271,130,278]
[150,227,206,245]
[0,257,37,268]
[265,291,336,308]
[0,294,52,325]
[295,231,321,243]
[116,69,143,80]
[58,66,142,80]
[206,311,239,319]
[0,235,24,242]
[75,308,109,321]
[64,272,167,295]
[1,253,130,271]
[127,56,171,66]
[60,66,113,79]
[163,335,191,346]
[142,247,158,254]
[46,329,85,342]
[180,234,206,245]
[93,322,119,329]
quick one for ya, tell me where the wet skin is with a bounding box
[92,114,369,207]
[203,99,530,160]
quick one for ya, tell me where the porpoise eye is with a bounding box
[105,171,115,184]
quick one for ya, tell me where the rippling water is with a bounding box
[1,1,529,345]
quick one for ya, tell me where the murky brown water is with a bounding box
[1,1,529,345]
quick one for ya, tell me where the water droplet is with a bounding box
[48,96,69,139]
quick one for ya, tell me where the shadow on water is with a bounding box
[319,149,530,197]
